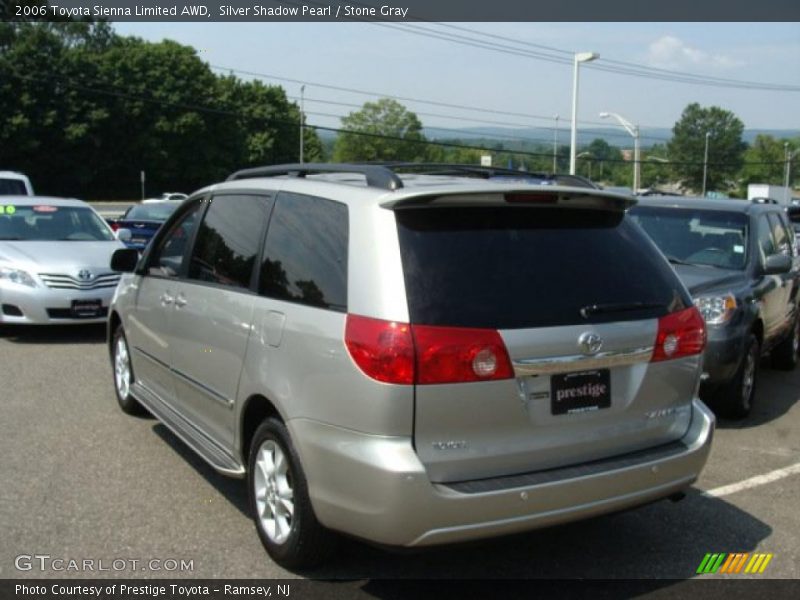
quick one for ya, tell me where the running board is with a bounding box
[131,382,245,478]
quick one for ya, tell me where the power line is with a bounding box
[3,67,790,169]
[211,64,672,139]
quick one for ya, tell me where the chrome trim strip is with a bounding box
[133,345,233,409]
[513,346,654,376]
[171,367,234,408]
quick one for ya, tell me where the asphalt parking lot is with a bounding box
[0,324,798,581]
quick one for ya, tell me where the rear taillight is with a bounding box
[412,325,513,384]
[110,222,120,231]
[651,306,707,362]
[345,315,514,385]
[345,315,414,384]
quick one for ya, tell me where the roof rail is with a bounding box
[226,163,404,191]
[373,162,547,179]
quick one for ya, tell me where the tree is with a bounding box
[667,103,746,193]
[740,134,793,188]
[333,98,431,162]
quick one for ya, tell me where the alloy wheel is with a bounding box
[254,440,295,544]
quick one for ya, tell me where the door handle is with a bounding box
[160,293,174,306]
[175,294,187,308]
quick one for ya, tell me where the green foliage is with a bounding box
[0,22,321,198]
[333,98,431,162]
[740,135,794,187]
[667,103,746,193]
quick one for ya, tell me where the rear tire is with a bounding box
[112,326,147,415]
[248,418,336,569]
[772,316,800,371]
[715,334,759,420]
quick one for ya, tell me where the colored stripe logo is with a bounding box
[696,553,773,574]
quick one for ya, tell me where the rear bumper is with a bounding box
[290,398,715,547]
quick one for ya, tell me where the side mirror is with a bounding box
[111,248,140,273]
[116,228,132,242]
[763,253,792,275]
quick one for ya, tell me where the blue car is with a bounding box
[111,201,181,250]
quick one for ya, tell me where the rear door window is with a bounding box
[0,178,27,196]
[259,192,348,311]
[396,207,689,329]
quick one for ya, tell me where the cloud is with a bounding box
[646,36,744,70]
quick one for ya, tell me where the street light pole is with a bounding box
[702,131,711,197]
[299,84,305,164]
[599,111,640,192]
[569,52,599,175]
[553,115,559,173]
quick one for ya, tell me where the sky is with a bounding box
[114,22,800,146]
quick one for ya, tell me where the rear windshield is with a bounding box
[0,179,27,196]
[396,207,690,329]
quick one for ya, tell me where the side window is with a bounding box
[149,201,203,277]
[259,193,348,311]
[756,215,777,264]
[767,213,791,257]
[188,194,273,290]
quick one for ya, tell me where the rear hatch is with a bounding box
[394,194,703,482]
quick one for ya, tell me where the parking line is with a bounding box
[702,462,800,498]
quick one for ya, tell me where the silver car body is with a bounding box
[0,196,123,325]
[110,173,714,547]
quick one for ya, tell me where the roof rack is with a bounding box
[226,163,404,191]
[226,162,600,191]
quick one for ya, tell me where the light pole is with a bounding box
[785,143,797,204]
[702,131,711,197]
[600,111,640,192]
[553,114,559,173]
[299,84,305,164]
[569,51,599,175]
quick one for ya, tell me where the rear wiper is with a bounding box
[581,302,665,318]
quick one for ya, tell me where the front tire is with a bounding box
[716,334,759,419]
[112,326,146,415]
[248,418,336,569]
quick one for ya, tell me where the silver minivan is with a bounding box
[108,164,714,568]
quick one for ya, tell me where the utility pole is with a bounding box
[553,115,559,173]
[701,132,711,197]
[299,85,305,164]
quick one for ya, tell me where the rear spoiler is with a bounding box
[380,188,637,212]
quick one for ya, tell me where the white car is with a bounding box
[0,171,34,196]
[0,196,124,325]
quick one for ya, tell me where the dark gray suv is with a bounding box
[108,164,714,568]
[631,197,800,418]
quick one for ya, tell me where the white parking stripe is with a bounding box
[702,462,800,498]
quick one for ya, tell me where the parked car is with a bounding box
[0,196,124,325]
[108,163,714,568]
[630,197,800,418]
[0,171,34,196]
[109,200,182,251]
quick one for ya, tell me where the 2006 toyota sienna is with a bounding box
[108,163,715,568]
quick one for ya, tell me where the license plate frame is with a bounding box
[71,298,102,318]
[551,369,611,415]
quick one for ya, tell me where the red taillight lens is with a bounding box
[110,222,120,231]
[345,314,414,384]
[412,324,514,384]
[651,306,707,362]
[345,315,514,385]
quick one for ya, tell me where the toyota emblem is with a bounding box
[578,332,603,356]
[77,269,93,281]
